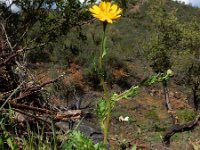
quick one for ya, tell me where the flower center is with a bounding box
[101,11,112,18]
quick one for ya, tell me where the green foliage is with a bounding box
[171,16,200,109]
[61,131,105,150]
[146,0,181,73]
[142,69,174,86]
[96,70,173,130]
[144,110,164,132]
[0,123,18,150]
[97,85,139,128]
[1,0,91,65]
[111,86,139,101]
[0,114,58,150]
[176,109,196,122]
[145,110,159,121]
[97,99,108,129]
[83,60,100,87]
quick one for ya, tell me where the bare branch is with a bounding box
[0,47,27,67]
[1,23,14,51]
[0,42,45,67]
[15,74,64,101]
[12,108,52,124]
[0,100,55,114]
[163,113,200,145]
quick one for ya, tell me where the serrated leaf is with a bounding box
[111,86,139,102]
[96,99,107,121]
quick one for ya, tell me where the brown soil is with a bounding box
[32,63,198,150]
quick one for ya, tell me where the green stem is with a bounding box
[103,99,111,145]
[98,22,107,75]
[98,22,111,146]
[98,22,107,91]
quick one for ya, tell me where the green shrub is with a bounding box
[176,109,196,122]
[61,131,105,150]
[145,110,159,121]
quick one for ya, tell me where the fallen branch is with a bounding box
[12,108,52,124]
[0,100,55,114]
[16,75,63,101]
[163,113,200,145]
[0,48,27,67]
[55,110,82,121]
[11,108,81,130]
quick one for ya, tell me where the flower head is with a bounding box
[167,69,174,77]
[89,1,122,24]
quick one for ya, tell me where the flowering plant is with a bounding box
[89,1,122,24]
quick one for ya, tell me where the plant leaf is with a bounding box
[102,36,107,58]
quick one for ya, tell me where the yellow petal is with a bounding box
[110,4,118,13]
[105,2,111,11]
[115,8,122,15]
[89,5,100,14]
[89,2,122,23]
[106,18,113,23]
[99,1,106,10]
[112,15,121,19]
[92,14,99,18]
[99,17,106,22]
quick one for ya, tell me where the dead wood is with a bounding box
[55,110,82,121]
[0,48,27,67]
[15,75,63,101]
[0,72,83,130]
[2,106,82,129]
[0,100,55,114]
[12,108,53,124]
[163,113,200,145]
[12,108,80,122]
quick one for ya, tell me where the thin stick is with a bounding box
[0,82,24,111]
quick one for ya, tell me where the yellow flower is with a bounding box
[89,1,122,24]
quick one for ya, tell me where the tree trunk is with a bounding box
[192,84,199,111]
[162,80,177,125]
[163,113,200,145]
[162,80,172,111]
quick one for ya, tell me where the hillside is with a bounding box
[40,0,200,149]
